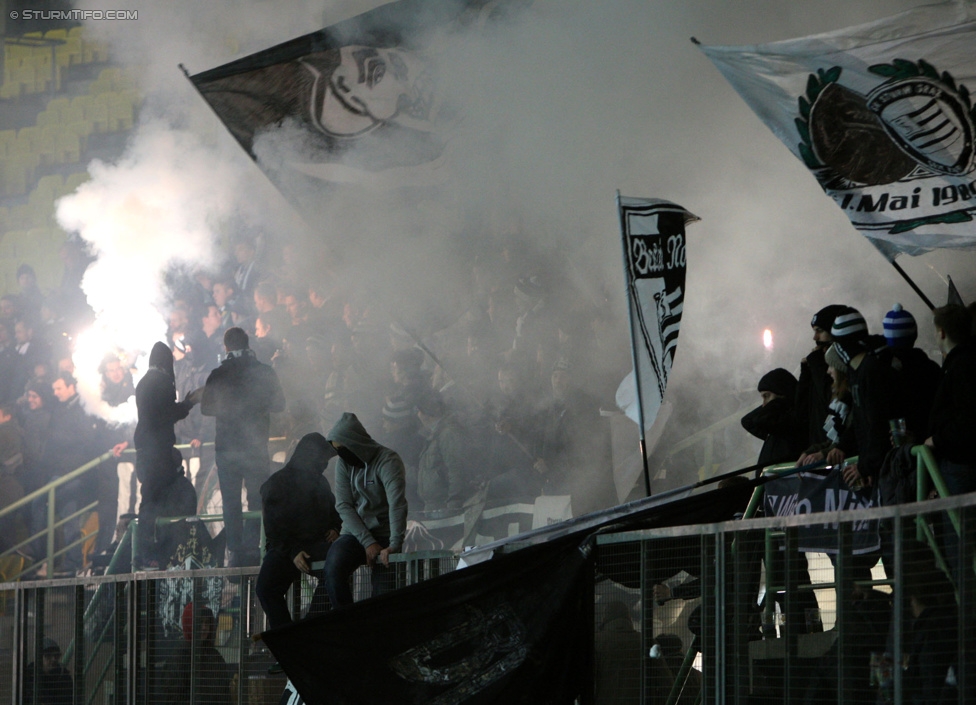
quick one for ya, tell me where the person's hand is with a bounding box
[293,550,311,574]
[652,584,672,603]
[924,436,935,448]
[533,459,548,475]
[798,451,824,466]
[378,546,396,568]
[186,387,205,405]
[111,441,129,458]
[189,438,202,449]
[325,529,339,543]
[842,463,869,489]
[825,447,846,466]
[365,543,382,567]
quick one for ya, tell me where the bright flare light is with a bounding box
[763,328,774,351]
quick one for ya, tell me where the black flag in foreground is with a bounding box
[262,535,594,705]
[260,480,758,704]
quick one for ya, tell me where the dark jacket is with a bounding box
[795,347,833,447]
[134,343,193,459]
[200,348,285,455]
[741,397,805,468]
[928,341,976,465]
[23,662,73,705]
[326,412,407,552]
[891,346,941,443]
[260,433,341,559]
[838,339,903,482]
[42,395,100,479]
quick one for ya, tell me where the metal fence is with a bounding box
[2,489,974,703]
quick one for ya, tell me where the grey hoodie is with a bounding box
[326,412,407,551]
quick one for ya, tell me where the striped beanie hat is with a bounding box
[830,307,868,339]
[882,303,917,348]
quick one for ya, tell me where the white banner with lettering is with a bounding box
[615,197,697,433]
[700,1,976,257]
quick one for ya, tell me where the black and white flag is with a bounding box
[615,197,697,434]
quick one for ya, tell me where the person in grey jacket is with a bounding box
[322,412,407,607]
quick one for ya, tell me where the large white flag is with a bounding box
[615,197,698,434]
[700,1,976,257]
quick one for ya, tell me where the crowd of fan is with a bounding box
[0,234,627,573]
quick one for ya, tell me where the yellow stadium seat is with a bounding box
[59,129,80,163]
[17,126,42,153]
[23,32,41,38]
[64,120,93,152]
[36,109,59,128]
[0,130,14,159]
[108,93,134,132]
[70,94,94,115]
[86,98,109,133]
[10,63,37,95]
[98,67,120,85]
[2,152,38,197]
[55,36,83,69]
[61,104,84,125]
[44,29,68,41]
[63,171,91,194]
[7,203,31,229]
[35,174,63,199]
[38,124,62,165]
[29,52,55,92]
[46,96,70,116]
[68,26,84,39]
[89,78,112,95]
[118,88,141,108]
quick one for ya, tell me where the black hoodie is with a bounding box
[134,342,194,457]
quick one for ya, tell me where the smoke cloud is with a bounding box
[58,0,976,496]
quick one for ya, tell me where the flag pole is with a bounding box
[617,191,652,498]
[889,257,936,311]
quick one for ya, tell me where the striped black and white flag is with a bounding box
[615,197,698,434]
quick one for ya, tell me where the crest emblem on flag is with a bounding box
[798,61,976,187]
[700,2,976,253]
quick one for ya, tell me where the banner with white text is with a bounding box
[701,1,976,257]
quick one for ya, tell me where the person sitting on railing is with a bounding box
[256,432,341,631]
[923,304,976,584]
[323,412,407,607]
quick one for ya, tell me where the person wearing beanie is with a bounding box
[881,304,941,448]
[796,304,848,448]
[882,303,918,348]
[798,345,853,465]
[741,368,805,469]
[827,307,906,493]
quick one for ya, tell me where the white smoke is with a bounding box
[54,0,976,495]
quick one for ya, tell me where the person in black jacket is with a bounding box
[795,304,848,449]
[923,304,976,584]
[881,303,941,444]
[201,327,286,567]
[133,342,202,567]
[256,432,340,630]
[23,637,73,705]
[741,368,805,470]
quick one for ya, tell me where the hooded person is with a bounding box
[322,412,407,607]
[23,637,73,705]
[133,342,203,567]
[795,304,848,448]
[256,432,341,631]
[741,368,805,470]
